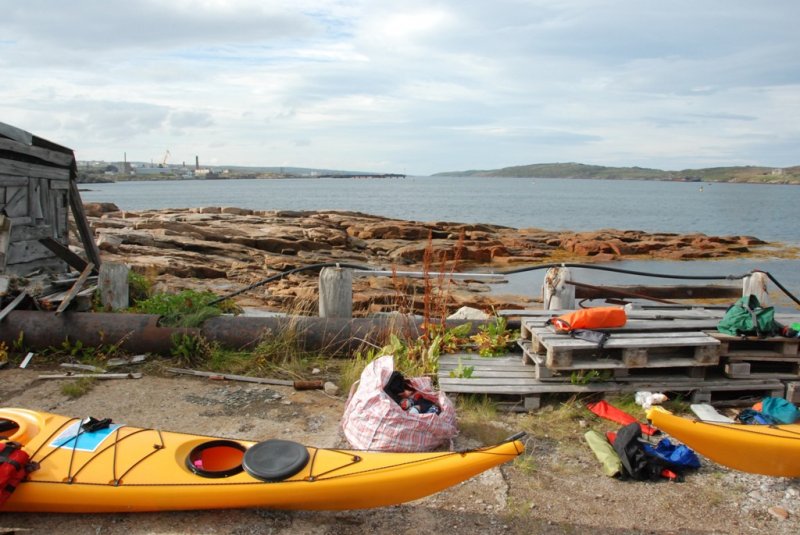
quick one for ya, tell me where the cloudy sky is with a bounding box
[1,1,798,175]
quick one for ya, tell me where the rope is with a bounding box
[209,260,800,309]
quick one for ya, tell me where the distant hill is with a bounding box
[433,162,800,184]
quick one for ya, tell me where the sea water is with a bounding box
[79,176,800,310]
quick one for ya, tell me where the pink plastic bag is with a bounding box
[341,355,458,451]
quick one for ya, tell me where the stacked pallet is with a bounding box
[711,332,800,380]
[437,306,789,410]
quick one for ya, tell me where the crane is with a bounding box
[160,150,171,168]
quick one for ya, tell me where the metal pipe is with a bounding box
[0,311,490,356]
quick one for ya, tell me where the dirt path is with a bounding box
[1,367,798,534]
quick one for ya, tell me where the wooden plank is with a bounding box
[0,122,33,145]
[522,318,722,333]
[4,186,28,217]
[55,262,94,315]
[11,223,53,242]
[511,307,728,320]
[38,373,142,380]
[4,256,65,277]
[69,180,102,269]
[0,214,10,271]
[0,159,71,180]
[0,291,27,322]
[166,367,295,387]
[0,175,29,187]
[0,138,74,167]
[571,282,741,300]
[440,376,784,395]
[38,236,89,272]
[7,239,56,265]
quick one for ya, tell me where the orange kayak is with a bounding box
[0,407,525,512]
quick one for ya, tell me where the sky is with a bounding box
[1,1,798,175]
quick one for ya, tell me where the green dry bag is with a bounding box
[717,294,778,337]
[584,430,622,477]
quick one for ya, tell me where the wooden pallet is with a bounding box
[722,357,800,380]
[518,340,709,381]
[437,353,784,410]
[520,316,722,341]
[523,326,720,369]
[710,332,800,359]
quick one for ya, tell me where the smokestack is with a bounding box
[195,156,199,170]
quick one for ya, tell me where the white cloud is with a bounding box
[0,0,798,174]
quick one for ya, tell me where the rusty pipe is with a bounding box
[0,311,492,356]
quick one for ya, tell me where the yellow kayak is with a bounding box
[647,406,800,477]
[0,407,524,513]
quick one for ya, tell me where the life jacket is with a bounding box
[0,440,38,506]
[547,306,627,333]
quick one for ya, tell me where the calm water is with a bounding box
[80,176,800,310]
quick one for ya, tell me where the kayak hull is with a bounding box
[0,408,524,512]
[647,407,800,477]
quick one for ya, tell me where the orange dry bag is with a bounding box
[547,306,627,333]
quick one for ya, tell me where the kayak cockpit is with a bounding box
[0,408,44,445]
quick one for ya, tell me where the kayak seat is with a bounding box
[186,440,246,478]
[242,439,310,482]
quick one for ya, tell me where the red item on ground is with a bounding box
[661,468,679,481]
[587,400,658,436]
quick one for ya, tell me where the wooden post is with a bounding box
[319,266,352,318]
[98,262,130,311]
[0,215,10,272]
[742,272,769,305]
[542,267,575,310]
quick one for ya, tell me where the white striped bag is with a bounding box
[340,355,458,452]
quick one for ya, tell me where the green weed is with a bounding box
[61,377,96,399]
[132,289,239,328]
[170,333,216,368]
[470,314,518,357]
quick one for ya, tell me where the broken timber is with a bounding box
[166,367,323,390]
[38,372,142,380]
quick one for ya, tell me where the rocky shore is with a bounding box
[84,204,772,314]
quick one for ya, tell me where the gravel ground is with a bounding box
[1,366,798,535]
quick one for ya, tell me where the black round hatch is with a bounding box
[242,439,310,482]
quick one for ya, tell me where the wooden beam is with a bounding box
[38,236,89,272]
[569,281,741,301]
[38,372,142,380]
[0,290,27,322]
[55,262,94,315]
[68,179,102,269]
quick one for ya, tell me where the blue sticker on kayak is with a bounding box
[51,420,122,452]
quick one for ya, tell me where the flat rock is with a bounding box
[82,206,774,315]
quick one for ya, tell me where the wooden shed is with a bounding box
[0,121,100,277]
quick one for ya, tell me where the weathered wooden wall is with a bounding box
[0,132,74,276]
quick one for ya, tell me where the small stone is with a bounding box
[323,381,340,396]
[578,419,587,428]
[767,505,789,520]
[768,506,789,520]
[312,368,321,375]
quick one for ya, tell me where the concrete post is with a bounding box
[742,271,769,305]
[542,266,575,310]
[98,262,130,311]
[319,266,352,318]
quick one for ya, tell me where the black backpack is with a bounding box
[612,423,664,481]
